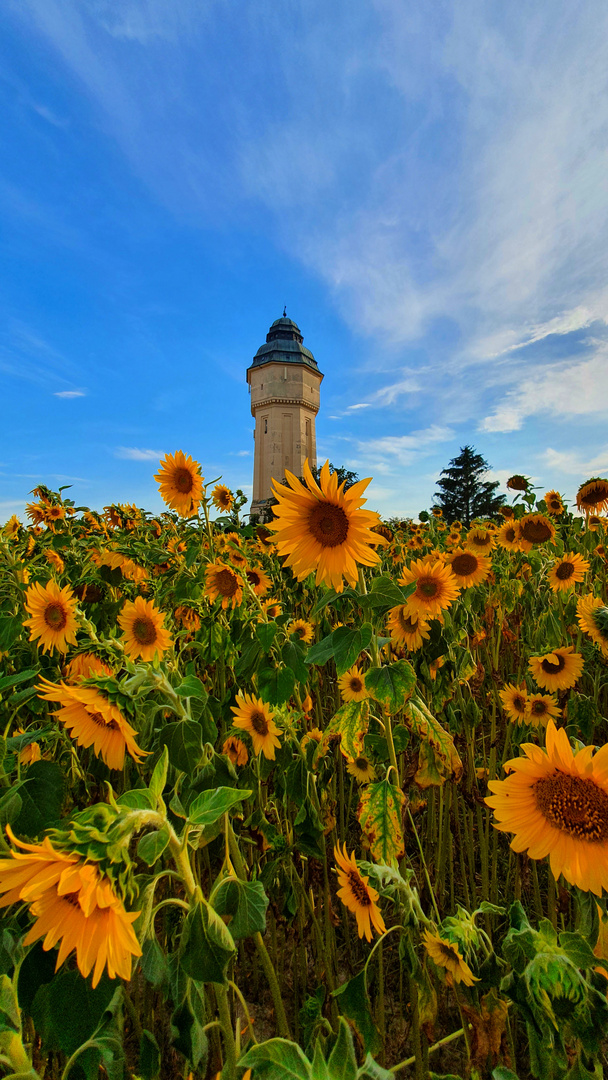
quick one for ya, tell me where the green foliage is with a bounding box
[434,445,504,526]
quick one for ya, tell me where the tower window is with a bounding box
[264,419,268,434]
[305,419,310,435]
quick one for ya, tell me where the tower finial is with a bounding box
[283,305,287,317]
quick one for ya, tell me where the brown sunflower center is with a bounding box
[44,602,68,630]
[549,499,562,511]
[512,695,526,713]
[295,626,308,639]
[349,677,363,693]
[541,654,565,674]
[521,518,553,543]
[214,569,238,597]
[173,467,194,494]
[308,502,349,547]
[347,870,371,907]
[355,757,369,770]
[398,610,418,633]
[133,616,158,646]
[555,561,574,580]
[89,709,119,731]
[417,577,440,598]
[451,553,478,576]
[250,710,269,736]
[246,570,261,586]
[530,699,548,716]
[580,483,608,508]
[470,534,491,548]
[437,940,460,963]
[504,527,517,542]
[534,773,608,841]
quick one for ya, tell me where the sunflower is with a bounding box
[431,507,443,518]
[547,552,590,593]
[577,594,608,657]
[466,527,495,552]
[44,505,66,524]
[446,531,462,547]
[231,693,281,759]
[212,484,234,512]
[587,515,607,532]
[399,559,460,619]
[499,683,528,725]
[45,550,64,574]
[205,563,243,610]
[269,459,385,593]
[333,844,385,941]
[38,678,146,770]
[24,579,79,654]
[24,502,46,525]
[373,523,394,541]
[422,929,479,986]
[0,828,141,986]
[544,490,564,516]
[576,478,608,514]
[245,565,272,597]
[529,646,583,692]
[288,619,315,644]
[506,475,529,491]
[429,656,445,680]
[227,548,249,570]
[518,513,556,551]
[385,606,430,652]
[17,731,42,766]
[499,506,515,520]
[174,606,201,632]
[346,755,375,783]
[496,521,521,552]
[527,693,560,727]
[407,535,426,550]
[446,548,492,588]
[64,653,114,681]
[486,720,608,895]
[117,596,173,662]
[595,544,607,561]
[337,665,369,702]
[260,599,282,620]
[300,727,323,752]
[255,525,275,551]
[222,736,249,766]
[154,451,204,516]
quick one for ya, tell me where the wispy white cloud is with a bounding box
[480,343,608,433]
[115,447,164,461]
[542,446,608,478]
[54,389,86,398]
[356,424,455,467]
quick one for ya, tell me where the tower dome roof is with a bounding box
[249,314,320,372]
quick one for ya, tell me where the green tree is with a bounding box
[434,445,504,527]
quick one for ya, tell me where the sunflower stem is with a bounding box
[214,984,237,1080]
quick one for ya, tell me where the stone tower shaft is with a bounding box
[247,316,323,519]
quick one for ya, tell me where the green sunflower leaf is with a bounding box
[357,779,405,866]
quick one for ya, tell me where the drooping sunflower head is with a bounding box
[486,720,608,895]
[422,929,479,986]
[399,558,460,619]
[547,552,590,593]
[212,484,234,512]
[230,692,281,759]
[446,548,492,588]
[205,562,243,610]
[334,843,385,941]
[268,459,384,593]
[577,594,608,657]
[576,477,608,514]
[154,451,204,517]
[64,652,114,681]
[117,596,173,662]
[499,505,515,519]
[227,548,249,570]
[386,605,431,651]
[529,646,583,692]
[587,515,606,532]
[373,523,394,542]
[466,527,495,552]
[337,664,369,702]
[544,490,564,516]
[506,474,530,491]
[24,579,79,655]
[222,735,249,766]
[37,677,146,770]
[519,513,556,550]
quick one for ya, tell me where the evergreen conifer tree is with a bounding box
[434,446,504,526]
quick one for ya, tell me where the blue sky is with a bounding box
[2,0,608,523]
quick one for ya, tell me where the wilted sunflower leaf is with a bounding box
[357,779,405,866]
[322,699,370,762]
[406,695,463,782]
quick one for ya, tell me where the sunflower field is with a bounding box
[1,457,608,1080]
